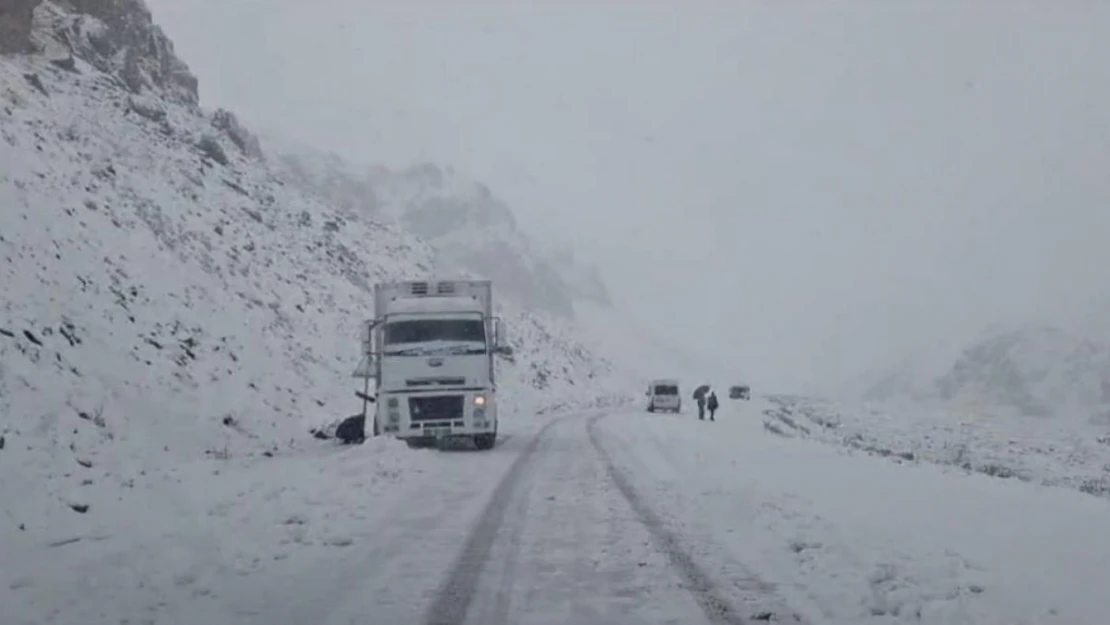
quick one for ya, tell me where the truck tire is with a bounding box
[473,433,497,450]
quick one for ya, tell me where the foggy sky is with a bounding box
[147,1,1110,395]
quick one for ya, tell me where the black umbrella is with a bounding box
[692,384,710,400]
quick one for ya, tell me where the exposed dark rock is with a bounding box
[197,134,228,166]
[211,108,263,160]
[35,0,198,105]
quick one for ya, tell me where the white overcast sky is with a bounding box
[147,0,1110,395]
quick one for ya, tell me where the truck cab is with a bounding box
[354,280,511,450]
[646,379,681,413]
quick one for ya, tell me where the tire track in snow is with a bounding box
[420,415,569,625]
[587,413,761,625]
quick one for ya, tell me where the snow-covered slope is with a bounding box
[863,323,1110,419]
[265,136,613,318]
[0,0,633,547]
[760,394,1110,501]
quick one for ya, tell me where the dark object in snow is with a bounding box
[23,73,47,97]
[0,434,5,450]
[336,414,366,445]
[311,429,330,440]
[68,503,89,514]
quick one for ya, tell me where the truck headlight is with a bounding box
[473,395,486,407]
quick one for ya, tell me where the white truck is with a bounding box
[353,279,512,450]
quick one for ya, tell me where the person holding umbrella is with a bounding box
[693,384,710,420]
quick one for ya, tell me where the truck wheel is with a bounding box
[473,433,497,450]
[647,405,655,413]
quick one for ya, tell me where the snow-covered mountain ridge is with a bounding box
[863,323,1110,420]
[1,0,634,539]
[267,138,613,319]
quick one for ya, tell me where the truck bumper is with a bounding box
[378,390,497,439]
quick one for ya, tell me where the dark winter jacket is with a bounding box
[706,393,719,411]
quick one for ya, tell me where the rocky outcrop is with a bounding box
[0,0,41,53]
[211,108,263,159]
[34,0,198,105]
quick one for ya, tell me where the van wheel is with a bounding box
[474,433,497,450]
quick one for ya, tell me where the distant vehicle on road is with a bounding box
[646,379,681,413]
[729,385,751,400]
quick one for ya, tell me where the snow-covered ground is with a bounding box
[9,396,1109,624]
[597,400,1110,624]
[1,415,561,625]
[761,394,1110,501]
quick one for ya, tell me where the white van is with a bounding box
[646,379,681,413]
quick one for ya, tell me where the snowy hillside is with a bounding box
[863,323,1110,419]
[761,394,1110,501]
[266,137,612,318]
[0,0,633,547]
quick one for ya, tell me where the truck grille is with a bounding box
[406,377,466,387]
[409,395,464,422]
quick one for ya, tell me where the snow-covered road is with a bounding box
[7,399,1110,625]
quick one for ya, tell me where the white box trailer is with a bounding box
[353,279,512,450]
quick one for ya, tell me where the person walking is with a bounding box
[706,390,719,421]
[696,393,707,420]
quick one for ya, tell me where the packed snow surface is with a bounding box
[6,396,1109,624]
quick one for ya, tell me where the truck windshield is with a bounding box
[653,385,679,395]
[384,318,486,346]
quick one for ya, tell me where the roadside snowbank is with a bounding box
[761,394,1110,501]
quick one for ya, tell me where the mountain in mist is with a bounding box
[264,138,612,318]
[864,323,1110,418]
[0,0,638,535]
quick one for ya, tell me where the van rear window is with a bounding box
[653,385,678,395]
